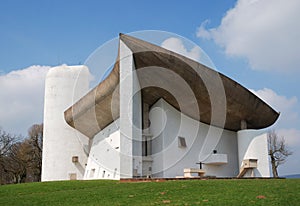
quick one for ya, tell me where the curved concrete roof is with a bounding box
[64,34,279,138]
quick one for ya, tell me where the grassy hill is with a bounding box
[0,179,299,205]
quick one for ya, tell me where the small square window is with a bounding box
[72,156,78,163]
[178,136,187,148]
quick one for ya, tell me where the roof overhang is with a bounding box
[64,34,279,138]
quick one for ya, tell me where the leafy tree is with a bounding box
[268,130,292,178]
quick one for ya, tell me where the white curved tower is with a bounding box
[42,65,90,181]
[237,130,271,177]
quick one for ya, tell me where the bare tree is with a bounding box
[0,128,18,158]
[27,124,43,181]
[4,142,29,183]
[0,128,22,184]
[268,130,292,178]
[0,124,43,184]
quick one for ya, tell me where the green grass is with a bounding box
[0,179,299,205]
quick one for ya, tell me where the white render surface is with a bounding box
[204,154,228,165]
[237,130,271,177]
[86,98,272,180]
[149,99,240,178]
[42,38,274,181]
[84,119,121,180]
[42,65,90,181]
[119,41,143,178]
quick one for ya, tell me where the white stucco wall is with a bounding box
[84,119,121,180]
[119,40,143,178]
[149,99,239,178]
[237,130,271,177]
[42,65,90,181]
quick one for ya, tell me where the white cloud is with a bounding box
[277,128,300,146]
[251,88,300,175]
[0,65,50,136]
[197,0,300,72]
[197,19,212,40]
[161,37,201,62]
[277,128,300,175]
[251,88,298,128]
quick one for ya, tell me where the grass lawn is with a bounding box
[0,179,299,205]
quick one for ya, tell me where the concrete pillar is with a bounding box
[241,120,247,130]
[142,102,150,132]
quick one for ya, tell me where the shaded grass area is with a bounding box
[0,179,299,205]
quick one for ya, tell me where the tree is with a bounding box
[0,124,43,184]
[0,128,18,158]
[27,124,43,182]
[4,141,28,183]
[268,130,292,178]
[0,128,21,184]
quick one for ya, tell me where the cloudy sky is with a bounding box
[0,0,299,176]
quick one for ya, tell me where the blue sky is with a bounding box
[0,0,299,176]
[0,0,235,71]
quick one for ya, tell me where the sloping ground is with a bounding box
[0,179,299,205]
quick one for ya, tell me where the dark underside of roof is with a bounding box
[64,34,279,138]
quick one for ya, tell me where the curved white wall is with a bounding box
[84,119,120,180]
[42,65,90,181]
[237,130,271,177]
[149,99,239,178]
